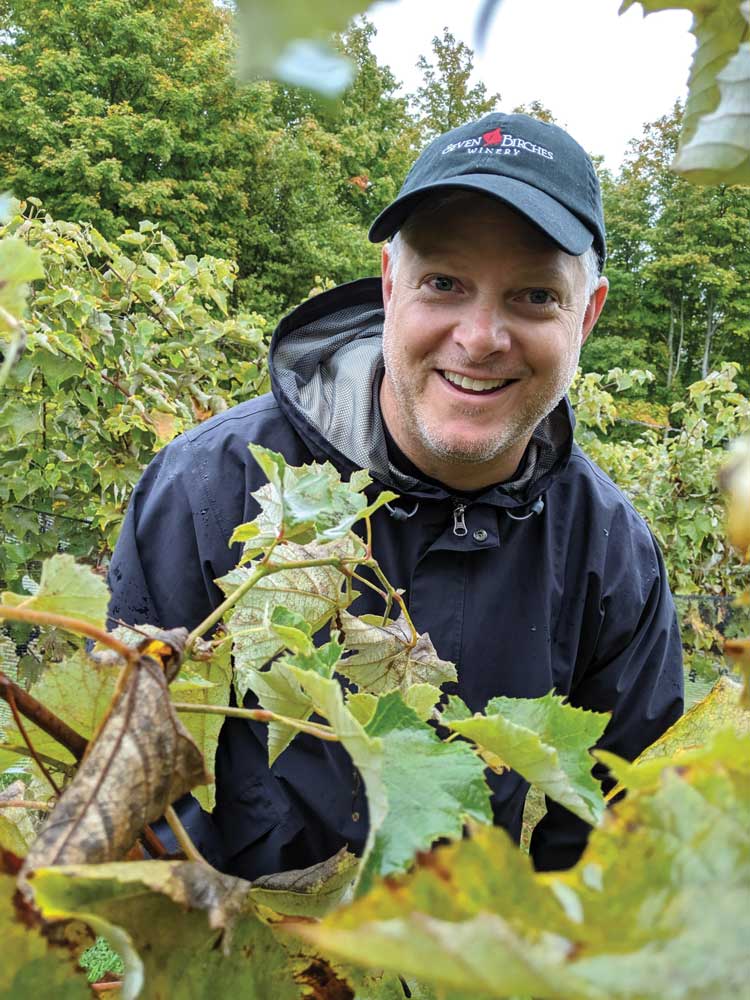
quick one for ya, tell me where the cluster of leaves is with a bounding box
[0,448,748,999]
[0,199,269,591]
[571,365,750,684]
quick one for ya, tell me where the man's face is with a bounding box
[379,196,608,490]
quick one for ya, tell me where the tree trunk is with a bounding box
[666,301,675,390]
[701,292,717,378]
[675,296,685,383]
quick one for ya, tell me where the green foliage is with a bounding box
[0,204,269,589]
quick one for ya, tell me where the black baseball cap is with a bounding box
[369,112,606,266]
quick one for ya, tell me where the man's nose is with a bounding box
[452,302,512,360]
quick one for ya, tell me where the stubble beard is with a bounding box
[382,335,581,469]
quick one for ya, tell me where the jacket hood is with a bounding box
[269,277,575,508]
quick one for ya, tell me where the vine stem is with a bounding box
[185,550,345,653]
[0,799,51,811]
[0,671,89,761]
[0,605,137,663]
[164,805,207,864]
[172,702,339,742]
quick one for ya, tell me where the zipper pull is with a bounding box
[453,503,468,537]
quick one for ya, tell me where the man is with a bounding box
[109,113,684,878]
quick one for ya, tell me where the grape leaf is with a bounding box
[287,663,492,897]
[234,445,396,554]
[22,651,210,872]
[0,237,44,320]
[298,730,750,1000]
[0,650,116,771]
[246,660,314,765]
[2,554,109,629]
[218,538,352,702]
[27,860,299,1000]
[338,610,457,695]
[445,692,609,825]
[621,0,749,183]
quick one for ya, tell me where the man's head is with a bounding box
[370,113,609,491]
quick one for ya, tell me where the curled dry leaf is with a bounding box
[21,641,210,874]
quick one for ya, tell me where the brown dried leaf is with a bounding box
[22,649,210,872]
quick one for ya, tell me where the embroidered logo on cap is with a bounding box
[441,129,554,161]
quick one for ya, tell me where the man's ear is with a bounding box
[580,276,609,346]
[381,243,394,312]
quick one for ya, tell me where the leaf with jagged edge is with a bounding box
[230,446,396,560]
[620,0,748,180]
[27,860,299,1000]
[0,861,92,999]
[338,611,457,695]
[218,537,353,703]
[296,729,750,1000]
[286,656,492,897]
[246,660,314,764]
[444,692,609,825]
[2,554,109,629]
[597,677,750,793]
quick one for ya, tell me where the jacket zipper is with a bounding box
[452,502,468,537]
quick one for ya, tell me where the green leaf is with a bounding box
[300,730,750,999]
[346,691,378,726]
[218,539,351,703]
[1,650,115,770]
[28,861,300,1000]
[338,611,457,695]
[287,668,492,896]
[445,692,609,825]
[247,446,396,550]
[403,683,442,721]
[246,660,314,765]
[249,846,359,917]
[0,238,44,318]
[2,555,109,630]
[269,605,314,656]
[0,815,28,856]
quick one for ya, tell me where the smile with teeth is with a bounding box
[441,370,515,393]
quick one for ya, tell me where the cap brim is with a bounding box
[368,175,594,256]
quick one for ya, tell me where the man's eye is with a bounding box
[431,276,455,292]
[527,289,554,305]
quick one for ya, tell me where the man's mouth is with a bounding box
[440,370,517,395]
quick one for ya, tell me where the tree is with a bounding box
[0,0,273,265]
[413,27,501,139]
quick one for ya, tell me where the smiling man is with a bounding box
[109,113,683,878]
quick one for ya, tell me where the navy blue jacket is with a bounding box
[108,278,684,877]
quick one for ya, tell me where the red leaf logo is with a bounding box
[482,128,503,146]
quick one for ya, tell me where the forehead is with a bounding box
[400,193,568,265]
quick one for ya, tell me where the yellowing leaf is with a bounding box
[28,860,299,1000]
[2,554,109,629]
[298,730,750,1000]
[249,847,359,917]
[338,611,457,695]
[22,653,210,872]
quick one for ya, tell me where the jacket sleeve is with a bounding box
[530,525,684,871]
[107,436,236,632]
